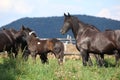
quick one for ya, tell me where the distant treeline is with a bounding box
[1,15,120,38]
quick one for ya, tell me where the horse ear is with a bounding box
[68,13,71,17]
[21,25,25,30]
[64,13,67,17]
[2,27,6,30]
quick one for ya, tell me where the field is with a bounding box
[0,44,120,80]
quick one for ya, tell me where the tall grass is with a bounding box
[0,53,120,80]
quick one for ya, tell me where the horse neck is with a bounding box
[71,25,78,39]
[12,30,21,39]
[27,35,36,44]
[71,17,100,40]
[71,19,86,39]
[89,25,100,32]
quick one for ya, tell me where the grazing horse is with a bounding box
[0,27,27,58]
[22,28,64,64]
[60,13,118,66]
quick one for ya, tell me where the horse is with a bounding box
[104,29,120,66]
[60,13,118,66]
[0,27,27,58]
[16,25,35,60]
[22,28,64,65]
[8,27,28,58]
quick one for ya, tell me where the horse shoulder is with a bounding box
[46,40,54,50]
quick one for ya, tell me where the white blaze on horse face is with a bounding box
[29,31,35,35]
[37,42,41,45]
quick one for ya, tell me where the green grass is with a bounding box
[0,54,120,80]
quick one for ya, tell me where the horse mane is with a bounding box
[71,16,82,28]
[87,24,100,32]
[71,16,92,28]
[71,16,83,36]
[71,16,100,32]
[105,29,112,31]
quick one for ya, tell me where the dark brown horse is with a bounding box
[60,13,118,66]
[104,29,120,65]
[0,27,27,58]
[9,27,28,58]
[21,27,64,65]
[105,29,120,49]
[16,25,35,60]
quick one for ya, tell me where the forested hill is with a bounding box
[1,15,120,38]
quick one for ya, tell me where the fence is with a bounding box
[41,35,76,44]
[41,38,75,44]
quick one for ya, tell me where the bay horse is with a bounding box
[21,27,64,65]
[60,13,118,66]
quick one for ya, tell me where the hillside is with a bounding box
[1,15,120,38]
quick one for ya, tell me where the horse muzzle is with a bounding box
[60,29,65,35]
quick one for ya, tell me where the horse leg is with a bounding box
[31,52,37,64]
[94,54,100,66]
[40,53,48,64]
[87,53,93,66]
[13,46,18,58]
[22,50,30,61]
[14,49,19,58]
[7,51,14,59]
[80,49,88,66]
[114,50,119,67]
[100,54,105,66]
[96,54,103,67]
[58,52,64,65]
[14,52,18,58]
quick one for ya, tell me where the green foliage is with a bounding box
[0,54,120,80]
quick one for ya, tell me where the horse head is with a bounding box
[60,13,81,39]
[51,39,64,65]
[60,13,73,35]
[19,25,37,40]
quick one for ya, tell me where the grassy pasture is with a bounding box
[0,52,120,80]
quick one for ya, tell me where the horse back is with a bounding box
[77,29,117,53]
[90,31,116,53]
[0,30,15,51]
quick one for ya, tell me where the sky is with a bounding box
[0,0,120,27]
